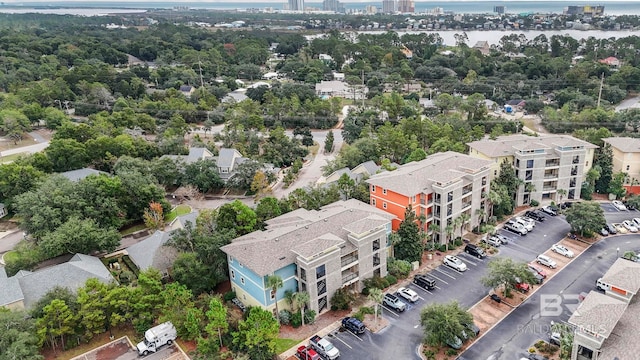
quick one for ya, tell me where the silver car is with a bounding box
[444,255,468,272]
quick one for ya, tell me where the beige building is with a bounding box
[366,151,493,244]
[602,137,640,185]
[468,134,597,206]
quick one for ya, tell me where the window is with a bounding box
[383,202,387,209]
[412,196,416,203]
[382,188,387,195]
[270,290,276,300]
[372,185,376,192]
[525,170,533,181]
[482,176,487,185]
[231,270,235,279]
[229,256,234,262]
[316,264,326,279]
[527,159,534,168]
[300,268,306,281]
[494,170,498,176]
[371,199,376,206]
[516,159,520,168]
[447,191,453,202]
[317,279,326,296]
[373,253,380,266]
[239,262,243,268]
[627,165,631,171]
[373,239,380,251]
[241,277,245,285]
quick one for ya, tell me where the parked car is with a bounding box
[341,317,365,334]
[465,243,487,258]
[541,206,558,216]
[481,236,501,248]
[551,244,574,258]
[396,287,419,303]
[612,200,627,211]
[444,255,468,272]
[515,279,530,293]
[623,220,638,232]
[464,322,480,338]
[528,264,547,278]
[633,218,640,227]
[527,267,544,284]
[445,335,463,350]
[413,274,436,290]
[515,216,535,231]
[524,210,546,222]
[613,223,629,234]
[624,200,637,211]
[528,354,549,360]
[536,254,557,269]
[549,331,561,346]
[297,346,322,360]
[383,293,406,312]
[600,227,609,236]
[606,223,618,234]
[491,233,509,245]
[504,220,528,235]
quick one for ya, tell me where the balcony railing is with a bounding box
[317,279,326,295]
[434,197,441,204]
[373,257,380,266]
[571,169,578,176]
[461,202,472,209]
[373,242,380,251]
[573,157,580,164]
[462,187,472,195]
[341,255,358,268]
[545,160,560,167]
[543,186,557,191]
[544,173,558,179]
[342,272,358,284]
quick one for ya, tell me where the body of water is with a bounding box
[1,1,640,15]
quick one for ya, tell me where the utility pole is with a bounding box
[597,72,604,108]
[361,70,365,107]
[198,57,204,88]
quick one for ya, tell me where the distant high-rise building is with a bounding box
[564,5,604,16]
[365,5,378,14]
[288,0,304,11]
[323,0,344,12]
[494,5,505,14]
[382,0,396,13]
[397,0,414,13]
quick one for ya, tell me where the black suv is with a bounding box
[464,243,486,259]
[342,317,365,334]
[413,274,436,290]
[524,210,545,222]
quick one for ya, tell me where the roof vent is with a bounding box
[275,238,279,242]
[279,256,286,260]
[305,225,309,229]
[324,219,328,222]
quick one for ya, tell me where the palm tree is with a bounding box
[452,217,463,239]
[266,275,284,323]
[427,222,439,250]
[293,291,310,326]
[484,190,502,219]
[475,208,486,227]
[458,213,471,238]
[557,189,567,203]
[444,224,454,251]
[367,288,384,327]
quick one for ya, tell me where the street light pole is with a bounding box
[617,247,620,258]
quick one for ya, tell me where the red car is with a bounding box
[297,346,321,360]
[516,281,530,293]
[528,264,547,278]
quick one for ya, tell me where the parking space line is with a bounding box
[458,254,479,266]
[330,334,353,349]
[381,305,401,317]
[503,242,539,255]
[343,330,364,342]
[429,273,450,284]
[410,284,433,294]
[434,267,457,279]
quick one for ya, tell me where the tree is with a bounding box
[143,201,165,230]
[266,275,284,323]
[367,287,384,327]
[216,200,257,235]
[551,321,573,360]
[159,283,197,339]
[608,172,627,199]
[420,301,473,348]
[232,307,280,360]
[395,207,423,263]
[481,257,537,297]
[565,201,606,237]
[37,299,76,352]
[76,278,109,341]
[45,138,89,172]
[39,217,120,258]
[255,197,282,228]
[293,291,310,327]
[444,224,455,251]
[184,159,223,194]
[205,297,228,347]
[594,144,613,194]
[324,130,334,153]
[0,308,43,360]
[251,171,272,201]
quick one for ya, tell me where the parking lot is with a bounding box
[314,210,573,360]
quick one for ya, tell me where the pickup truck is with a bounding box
[342,317,366,334]
[309,335,340,360]
[297,346,321,360]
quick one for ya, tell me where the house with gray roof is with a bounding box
[60,168,109,182]
[468,134,597,206]
[221,199,395,314]
[0,254,113,310]
[318,160,383,187]
[163,147,255,183]
[366,151,492,243]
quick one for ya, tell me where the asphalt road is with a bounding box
[323,212,572,360]
[460,204,640,360]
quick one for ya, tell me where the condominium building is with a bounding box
[220,199,395,315]
[468,134,597,206]
[382,0,396,13]
[602,137,640,185]
[366,151,492,244]
[288,0,304,11]
[397,0,415,13]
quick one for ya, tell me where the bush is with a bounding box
[384,275,397,286]
[331,288,356,311]
[453,238,463,247]
[291,311,302,328]
[359,306,374,315]
[304,309,316,325]
[223,291,237,302]
[436,244,448,252]
[353,312,364,321]
[446,348,458,356]
[118,270,134,285]
[422,348,436,360]
[279,310,292,325]
[528,347,536,353]
[363,276,390,291]
[530,199,539,207]
[387,258,412,279]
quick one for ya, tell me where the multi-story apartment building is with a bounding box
[382,0,396,13]
[288,0,304,11]
[366,151,492,244]
[603,137,640,185]
[220,199,395,315]
[468,134,597,206]
[397,0,415,13]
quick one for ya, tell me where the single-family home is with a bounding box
[315,81,368,100]
[221,199,396,315]
[60,168,109,182]
[472,41,491,56]
[599,56,621,67]
[179,85,196,98]
[318,161,382,187]
[0,254,113,310]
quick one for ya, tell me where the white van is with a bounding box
[596,278,611,292]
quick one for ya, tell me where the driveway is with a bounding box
[70,336,187,360]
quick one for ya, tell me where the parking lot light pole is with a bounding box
[617,247,620,258]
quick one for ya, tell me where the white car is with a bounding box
[537,254,557,269]
[623,220,638,233]
[444,255,468,272]
[396,287,419,303]
[515,216,535,231]
[612,200,627,211]
[633,218,640,228]
[551,244,574,258]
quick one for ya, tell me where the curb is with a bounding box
[278,319,344,360]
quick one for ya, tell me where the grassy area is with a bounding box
[165,204,192,223]
[119,223,147,236]
[3,250,18,263]
[275,338,301,354]
[0,152,27,163]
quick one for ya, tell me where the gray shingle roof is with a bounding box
[14,254,113,308]
[0,267,24,307]
[599,258,640,295]
[597,295,640,360]
[603,137,640,153]
[468,134,598,158]
[60,168,109,182]
[221,199,395,276]
[568,290,627,339]
[217,148,242,169]
[126,231,176,273]
[366,151,493,196]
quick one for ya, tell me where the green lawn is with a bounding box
[165,204,192,223]
[119,223,147,236]
[2,250,19,263]
[0,152,27,163]
[275,338,301,354]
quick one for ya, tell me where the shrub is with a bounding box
[331,288,356,311]
[304,309,316,325]
[359,306,374,315]
[353,312,364,321]
[453,238,463,247]
[422,348,436,360]
[529,347,536,353]
[387,258,412,279]
[534,340,545,349]
[446,348,458,356]
[223,291,237,302]
[118,270,134,285]
[530,199,539,207]
[385,275,397,286]
[279,310,292,325]
[291,311,302,328]
[436,244,448,252]
[363,276,390,291]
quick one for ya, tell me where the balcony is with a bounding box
[341,255,358,268]
[571,169,578,176]
[544,172,558,179]
[573,157,580,164]
[543,186,557,191]
[545,160,560,167]
[462,186,473,195]
[434,197,441,204]
[461,202,472,210]
[342,271,359,285]
[317,279,326,295]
